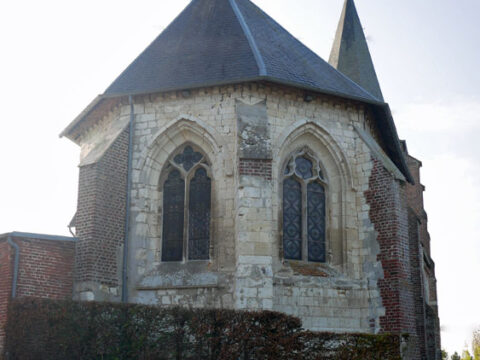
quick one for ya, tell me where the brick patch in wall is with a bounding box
[239,159,272,180]
[365,158,420,360]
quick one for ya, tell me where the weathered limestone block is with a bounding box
[74,82,400,336]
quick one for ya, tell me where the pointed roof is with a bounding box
[329,0,384,101]
[103,0,377,103]
[61,0,413,183]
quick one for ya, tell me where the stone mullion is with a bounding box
[301,179,308,262]
[183,171,191,262]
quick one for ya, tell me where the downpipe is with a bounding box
[122,96,135,303]
[7,236,19,298]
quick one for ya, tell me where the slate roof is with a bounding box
[104,0,379,104]
[62,0,413,183]
[329,0,384,101]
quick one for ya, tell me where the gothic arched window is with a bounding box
[161,145,211,262]
[282,150,327,263]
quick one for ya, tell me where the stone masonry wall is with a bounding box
[126,87,238,307]
[269,115,385,333]
[125,82,383,332]
[0,240,12,353]
[76,81,407,336]
[74,127,129,301]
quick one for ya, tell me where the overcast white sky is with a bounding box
[0,0,478,354]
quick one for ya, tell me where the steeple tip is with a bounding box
[329,0,384,101]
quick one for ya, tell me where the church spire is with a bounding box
[329,0,384,101]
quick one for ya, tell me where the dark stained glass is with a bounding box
[162,170,185,261]
[188,168,211,260]
[283,177,302,260]
[174,146,203,171]
[307,182,326,262]
[295,156,313,179]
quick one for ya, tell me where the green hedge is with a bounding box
[4,298,402,360]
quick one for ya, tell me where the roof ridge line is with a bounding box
[237,0,380,103]
[229,0,267,76]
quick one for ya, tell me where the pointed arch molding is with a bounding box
[274,119,354,191]
[274,119,355,269]
[137,115,232,186]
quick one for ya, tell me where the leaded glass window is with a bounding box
[161,145,211,262]
[188,168,211,260]
[282,150,327,263]
[283,177,302,260]
[162,170,185,261]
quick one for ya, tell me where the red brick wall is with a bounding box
[406,157,423,214]
[0,235,75,355]
[0,241,12,352]
[405,153,441,358]
[75,128,128,290]
[239,159,272,180]
[406,155,431,255]
[408,209,428,359]
[14,237,75,300]
[365,158,420,359]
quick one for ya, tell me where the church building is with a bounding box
[1,0,441,358]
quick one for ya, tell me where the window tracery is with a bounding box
[282,150,327,263]
[161,145,211,262]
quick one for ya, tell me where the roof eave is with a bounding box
[261,76,384,106]
[0,231,76,242]
[256,78,412,184]
[372,103,415,184]
[60,77,269,144]
[61,77,413,184]
[265,78,413,184]
[59,95,104,143]
[63,75,383,142]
